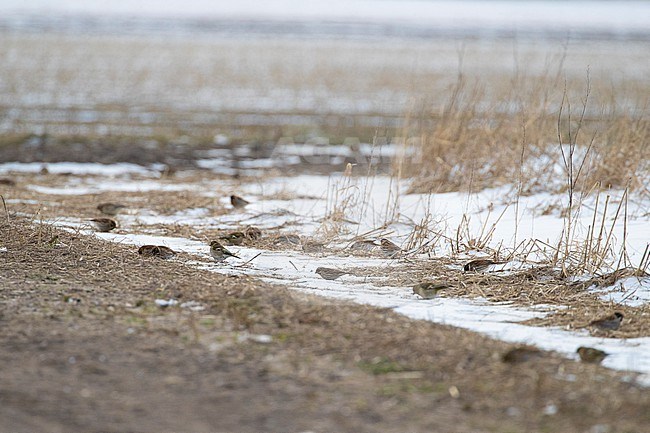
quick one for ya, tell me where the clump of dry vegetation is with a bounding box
[402,63,649,196]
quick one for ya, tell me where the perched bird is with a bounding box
[380,238,401,258]
[577,347,609,364]
[220,231,246,246]
[350,239,380,253]
[244,226,262,240]
[502,346,543,363]
[89,218,117,232]
[413,282,450,299]
[210,240,240,261]
[463,259,504,272]
[589,312,624,331]
[230,195,250,209]
[315,267,348,280]
[97,202,126,216]
[138,245,176,259]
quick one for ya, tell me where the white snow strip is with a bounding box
[58,227,650,384]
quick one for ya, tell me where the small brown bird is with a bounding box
[315,267,348,280]
[244,226,262,240]
[302,240,326,253]
[380,238,401,258]
[156,246,176,259]
[463,259,504,272]
[413,282,450,299]
[210,240,240,261]
[139,245,160,257]
[89,218,117,232]
[350,239,380,253]
[589,312,624,331]
[220,231,246,246]
[502,346,543,363]
[0,178,16,186]
[97,202,126,216]
[138,245,176,259]
[274,234,301,246]
[230,195,250,209]
[577,347,609,364]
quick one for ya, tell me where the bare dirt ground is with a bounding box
[2,213,650,432]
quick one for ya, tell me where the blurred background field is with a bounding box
[1,0,649,143]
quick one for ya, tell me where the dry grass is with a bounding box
[349,258,650,338]
[402,70,649,196]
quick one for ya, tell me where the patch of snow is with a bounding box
[592,277,650,307]
[155,299,179,307]
[42,169,650,384]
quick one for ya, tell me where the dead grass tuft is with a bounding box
[402,67,649,196]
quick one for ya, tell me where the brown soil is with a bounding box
[2,216,650,432]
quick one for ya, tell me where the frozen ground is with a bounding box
[6,160,649,384]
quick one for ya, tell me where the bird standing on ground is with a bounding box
[412,282,450,299]
[220,232,246,246]
[0,178,16,186]
[380,238,401,258]
[588,312,624,331]
[97,203,126,216]
[138,245,176,259]
[210,240,240,261]
[89,218,117,232]
[230,195,250,209]
[577,347,609,364]
[463,259,505,272]
[274,234,301,246]
[244,226,262,240]
[350,239,379,253]
[315,267,348,280]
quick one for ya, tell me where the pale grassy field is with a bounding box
[1,32,649,139]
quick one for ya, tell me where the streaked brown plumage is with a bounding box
[302,240,326,253]
[89,218,117,232]
[577,346,608,364]
[273,234,301,246]
[138,245,176,259]
[220,231,246,246]
[244,226,262,240]
[210,240,240,261]
[463,259,505,272]
[589,312,624,331]
[0,178,16,186]
[97,202,126,216]
[413,282,450,299]
[230,195,250,209]
[380,238,401,258]
[315,267,348,280]
[350,239,379,253]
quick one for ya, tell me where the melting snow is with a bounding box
[41,168,650,384]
